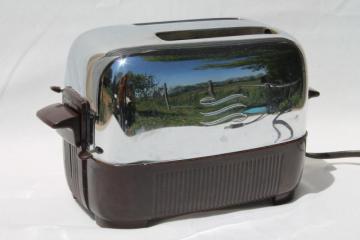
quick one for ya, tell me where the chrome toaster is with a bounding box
[37,18,309,228]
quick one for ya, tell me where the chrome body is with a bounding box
[65,18,307,164]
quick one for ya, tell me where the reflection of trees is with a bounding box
[191,45,304,112]
[98,42,305,133]
[125,71,158,98]
[193,47,301,84]
[142,42,305,111]
[142,42,303,84]
[113,75,136,135]
[98,71,158,130]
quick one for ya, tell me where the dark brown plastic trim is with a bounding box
[37,103,81,146]
[308,88,320,99]
[62,87,93,148]
[64,135,306,228]
[36,87,93,148]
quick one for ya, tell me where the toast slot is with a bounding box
[156,27,274,41]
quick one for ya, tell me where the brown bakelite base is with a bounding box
[272,189,296,205]
[95,216,149,229]
[63,135,306,228]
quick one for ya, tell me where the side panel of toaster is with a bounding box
[92,38,307,164]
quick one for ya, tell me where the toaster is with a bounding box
[37,18,308,228]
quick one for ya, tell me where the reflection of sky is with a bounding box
[111,56,264,88]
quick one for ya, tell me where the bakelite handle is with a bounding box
[37,103,81,146]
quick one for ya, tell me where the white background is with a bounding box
[0,0,360,239]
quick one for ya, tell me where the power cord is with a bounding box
[306,151,360,159]
[306,89,360,159]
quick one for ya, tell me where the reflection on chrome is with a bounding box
[273,110,294,142]
[93,40,307,163]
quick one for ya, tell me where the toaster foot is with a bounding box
[95,216,149,229]
[272,190,295,205]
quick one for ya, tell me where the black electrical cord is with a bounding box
[306,151,360,159]
[305,89,360,159]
